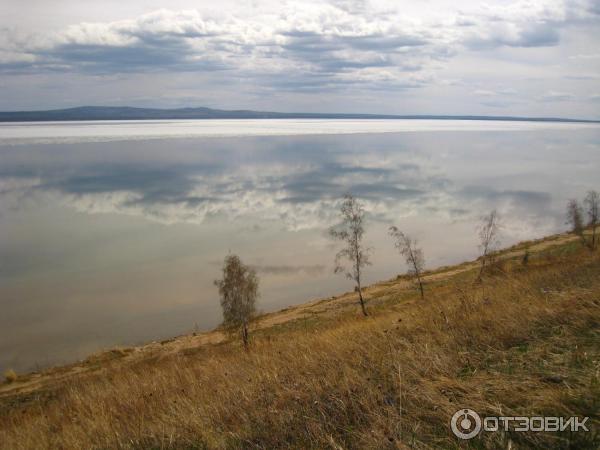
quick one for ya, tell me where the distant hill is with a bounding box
[0,106,598,123]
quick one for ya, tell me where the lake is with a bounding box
[1,119,599,373]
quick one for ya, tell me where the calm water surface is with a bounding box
[1,119,599,373]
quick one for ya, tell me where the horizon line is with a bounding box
[0,105,599,124]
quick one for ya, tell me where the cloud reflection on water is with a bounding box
[0,133,483,230]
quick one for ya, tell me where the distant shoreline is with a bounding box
[1,106,598,123]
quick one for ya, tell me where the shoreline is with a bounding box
[0,229,580,399]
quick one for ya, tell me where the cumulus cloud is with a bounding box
[1,0,597,95]
[0,0,598,116]
[455,0,600,51]
[463,21,560,49]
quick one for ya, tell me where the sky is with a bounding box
[0,0,599,118]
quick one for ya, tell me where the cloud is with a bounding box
[471,87,522,107]
[464,22,560,49]
[1,1,595,95]
[473,88,518,97]
[0,6,437,81]
[569,53,600,59]
[540,91,575,102]
[252,264,326,276]
[473,90,497,97]
[563,73,600,81]
[458,0,600,51]
[458,0,573,51]
[0,1,599,115]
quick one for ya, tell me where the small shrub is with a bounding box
[4,369,17,383]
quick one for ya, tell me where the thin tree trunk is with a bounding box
[357,280,368,316]
[478,252,487,280]
[242,322,249,349]
[356,256,368,316]
[416,274,424,300]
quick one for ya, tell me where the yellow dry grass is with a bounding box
[2,370,17,384]
[0,233,598,449]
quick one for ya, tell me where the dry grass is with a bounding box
[3,370,17,384]
[0,237,599,449]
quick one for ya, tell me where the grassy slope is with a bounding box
[0,232,599,449]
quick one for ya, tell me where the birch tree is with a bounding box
[389,226,425,299]
[329,194,371,316]
[477,210,501,279]
[584,190,599,250]
[566,199,586,245]
[214,254,258,349]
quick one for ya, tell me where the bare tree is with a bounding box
[389,226,425,299]
[214,254,258,349]
[329,194,371,316]
[584,190,599,250]
[477,210,501,279]
[566,199,586,245]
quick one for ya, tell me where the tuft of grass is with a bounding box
[3,369,17,384]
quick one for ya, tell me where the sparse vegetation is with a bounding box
[0,231,598,449]
[329,194,371,316]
